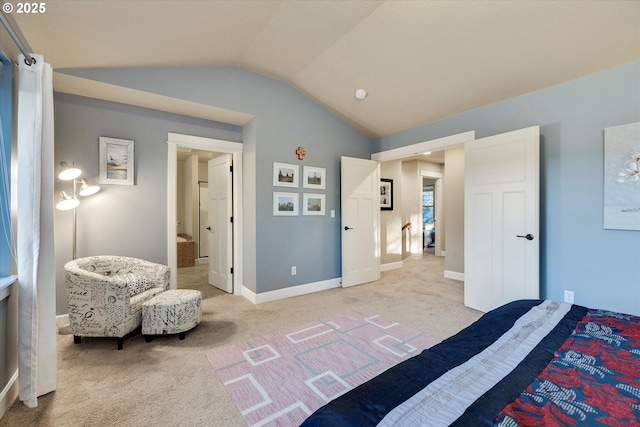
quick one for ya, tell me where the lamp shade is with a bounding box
[58,161,81,180]
[78,179,100,196]
[56,191,80,210]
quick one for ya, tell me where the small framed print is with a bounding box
[303,166,326,189]
[273,162,299,188]
[380,178,393,210]
[273,192,299,216]
[99,137,135,185]
[303,193,325,215]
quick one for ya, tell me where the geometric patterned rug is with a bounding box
[206,308,440,427]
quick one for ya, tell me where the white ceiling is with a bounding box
[11,1,640,139]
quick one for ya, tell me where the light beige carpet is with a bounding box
[0,255,482,427]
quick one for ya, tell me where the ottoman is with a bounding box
[142,289,202,341]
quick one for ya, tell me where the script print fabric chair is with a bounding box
[64,256,170,350]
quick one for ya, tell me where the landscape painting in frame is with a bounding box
[273,192,299,216]
[303,166,326,189]
[273,162,299,188]
[603,121,640,230]
[99,137,135,185]
[303,193,325,215]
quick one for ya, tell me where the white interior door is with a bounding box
[464,126,540,312]
[208,155,233,293]
[341,156,380,287]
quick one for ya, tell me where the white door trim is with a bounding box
[167,133,243,295]
[371,131,475,162]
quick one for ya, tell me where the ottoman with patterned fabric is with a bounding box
[142,289,202,341]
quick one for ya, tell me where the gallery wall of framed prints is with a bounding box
[273,161,326,217]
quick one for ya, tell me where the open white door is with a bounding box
[464,126,540,312]
[341,156,380,287]
[198,183,209,258]
[208,154,233,293]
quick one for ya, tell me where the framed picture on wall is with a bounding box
[302,166,326,189]
[603,121,640,230]
[303,193,325,215]
[99,137,135,185]
[380,178,393,210]
[273,162,299,188]
[273,192,299,216]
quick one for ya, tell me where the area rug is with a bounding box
[206,308,439,427]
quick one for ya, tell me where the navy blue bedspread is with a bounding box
[300,300,607,426]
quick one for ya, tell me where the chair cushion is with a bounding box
[130,287,165,315]
[115,273,155,296]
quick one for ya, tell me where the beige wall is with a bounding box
[380,160,403,265]
[443,146,465,275]
[401,161,419,259]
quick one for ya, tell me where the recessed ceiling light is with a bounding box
[423,151,432,155]
[355,89,368,100]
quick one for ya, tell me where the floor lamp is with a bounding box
[55,161,100,259]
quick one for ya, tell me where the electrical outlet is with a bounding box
[564,290,574,304]
[291,266,296,275]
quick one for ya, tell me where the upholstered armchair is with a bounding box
[64,256,170,350]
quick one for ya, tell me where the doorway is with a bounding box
[372,131,474,278]
[372,127,540,313]
[422,178,436,255]
[166,133,243,294]
[420,173,444,258]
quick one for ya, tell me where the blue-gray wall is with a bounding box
[55,63,639,315]
[55,66,371,302]
[374,61,640,315]
[53,93,242,313]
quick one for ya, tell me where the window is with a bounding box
[0,52,13,277]
[422,186,434,226]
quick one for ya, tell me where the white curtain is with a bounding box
[16,53,56,408]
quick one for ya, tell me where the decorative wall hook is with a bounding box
[296,146,306,160]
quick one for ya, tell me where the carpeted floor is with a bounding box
[0,255,482,427]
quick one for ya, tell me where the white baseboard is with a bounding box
[242,278,342,304]
[444,270,464,281]
[0,370,19,420]
[195,258,209,266]
[56,314,72,335]
[380,261,403,272]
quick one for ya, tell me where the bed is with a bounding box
[301,299,640,426]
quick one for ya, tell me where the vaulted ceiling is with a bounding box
[11,0,640,138]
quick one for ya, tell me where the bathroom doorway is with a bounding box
[167,133,243,294]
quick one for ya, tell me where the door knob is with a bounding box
[516,234,534,241]
[206,226,212,231]
[344,226,353,231]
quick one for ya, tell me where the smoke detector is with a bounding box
[355,89,368,100]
